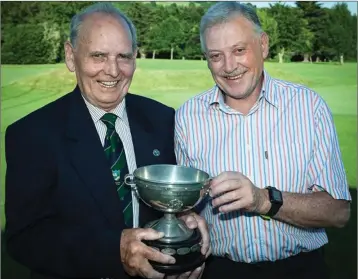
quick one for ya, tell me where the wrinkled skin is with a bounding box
[203,15,269,114]
[65,12,136,112]
[120,212,211,279]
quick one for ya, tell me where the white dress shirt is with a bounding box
[82,95,139,228]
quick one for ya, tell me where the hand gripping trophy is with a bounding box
[125,164,211,275]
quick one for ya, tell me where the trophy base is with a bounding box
[143,228,205,275]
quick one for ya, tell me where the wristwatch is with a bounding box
[264,186,283,217]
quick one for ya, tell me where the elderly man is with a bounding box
[4,3,209,279]
[175,2,351,279]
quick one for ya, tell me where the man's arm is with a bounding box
[4,122,124,278]
[262,100,351,228]
[258,190,350,228]
[174,110,191,167]
[211,99,351,229]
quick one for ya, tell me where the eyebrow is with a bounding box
[207,42,248,53]
[89,51,106,56]
[89,51,134,58]
[120,52,134,58]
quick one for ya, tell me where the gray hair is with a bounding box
[200,2,263,52]
[69,2,137,51]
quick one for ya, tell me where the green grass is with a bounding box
[1,64,63,86]
[1,61,356,279]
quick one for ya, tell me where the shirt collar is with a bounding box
[261,69,279,109]
[208,69,279,110]
[82,94,126,123]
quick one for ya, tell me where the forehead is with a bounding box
[77,13,132,52]
[204,16,256,51]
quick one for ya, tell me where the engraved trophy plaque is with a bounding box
[124,164,211,275]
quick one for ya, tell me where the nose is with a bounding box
[104,57,120,77]
[223,54,237,74]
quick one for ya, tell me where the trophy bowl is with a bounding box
[124,164,211,275]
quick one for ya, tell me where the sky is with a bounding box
[245,1,357,15]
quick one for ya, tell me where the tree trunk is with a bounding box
[170,47,174,60]
[139,48,146,59]
[278,47,285,63]
[303,53,309,62]
[152,50,156,59]
[340,54,344,65]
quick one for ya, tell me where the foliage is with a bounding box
[327,3,356,62]
[256,9,278,56]
[1,1,356,63]
[2,23,59,64]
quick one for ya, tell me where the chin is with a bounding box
[224,85,247,96]
[101,95,123,104]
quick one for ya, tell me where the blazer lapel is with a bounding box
[64,87,123,229]
[126,94,166,226]
[126,94,157,168]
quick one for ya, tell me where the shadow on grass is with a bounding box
[1,188,356,279]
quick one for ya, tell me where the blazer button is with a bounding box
[153,149,160,156]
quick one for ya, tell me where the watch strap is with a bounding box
[265,202,281,217]
[264,186,283,217]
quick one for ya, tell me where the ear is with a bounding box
[64,41,76,72]
[203,52,211,70]
[133,47,138,68]
[260,32,269,59]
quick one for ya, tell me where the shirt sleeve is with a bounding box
[174,109,191,167]
[307,99,351,201]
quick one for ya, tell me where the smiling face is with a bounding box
[204,15,269,111]
[65,13,137,111]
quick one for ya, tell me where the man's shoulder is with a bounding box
[268,75,324,105]
[270,75,318,96]
[176,86,216,116]
[6,90,74,134]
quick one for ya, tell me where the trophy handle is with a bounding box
[124,174,139,196]
[202,177,213,196]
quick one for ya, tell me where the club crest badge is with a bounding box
[112,170,121,181]
[153,149,160,156]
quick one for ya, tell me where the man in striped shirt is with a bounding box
[174,2,351,279]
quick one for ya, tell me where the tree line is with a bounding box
[1,1,356,64]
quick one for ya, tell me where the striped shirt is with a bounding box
[174,70,351,263]
[82,95,139,228]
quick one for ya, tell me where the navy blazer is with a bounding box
[4,86,177,279]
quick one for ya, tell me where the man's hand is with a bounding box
[164,212,211,279]
[179,212,211,258]
[120,228,176,279]
[210,171,270,214]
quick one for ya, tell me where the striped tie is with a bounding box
[101,113,133,227]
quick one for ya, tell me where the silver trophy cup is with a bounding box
[124,164,211,274]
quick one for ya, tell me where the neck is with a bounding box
[225,93,259,115]
[224,77,264,115]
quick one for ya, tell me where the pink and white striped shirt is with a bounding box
[174,70,351,263]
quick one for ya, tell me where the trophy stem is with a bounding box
[163,213,176,220]
[144,214,194,243]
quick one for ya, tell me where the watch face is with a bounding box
[269,188,283,203]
